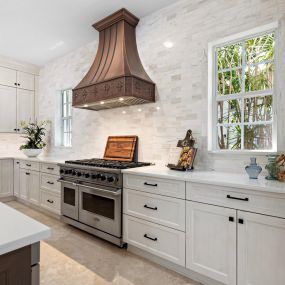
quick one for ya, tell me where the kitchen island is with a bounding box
[0,202,51,285]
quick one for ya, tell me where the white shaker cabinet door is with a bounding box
[238,211,285,285]
[17,89,34,129]
[0,85,17,133]
[17,71,35,91]
[0,66,17,87]
[14,160,20,197]
[28,170,40,205]
[186,201,237,285]
[19,169,29,200]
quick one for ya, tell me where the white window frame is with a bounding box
[208,22,278,153]
[61,89,72,147]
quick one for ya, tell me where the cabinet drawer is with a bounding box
[20,160,40,171]
[123,189,185,231]
[124,174,185,199]
[123,215,185,266]
[40,190,60,214]
[40,163,60,175]
[40,173,60,193]
[187,182,285,219]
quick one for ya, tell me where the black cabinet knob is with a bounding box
[107,176,115,182]
[238,218,244,224]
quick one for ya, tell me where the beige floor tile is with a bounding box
[6,201,201,285]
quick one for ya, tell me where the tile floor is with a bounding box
[7,201,200,285]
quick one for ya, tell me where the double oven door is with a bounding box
[61,180,122,238]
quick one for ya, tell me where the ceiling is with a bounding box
[0,0,179,66]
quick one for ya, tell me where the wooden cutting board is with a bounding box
[104,136,138,161]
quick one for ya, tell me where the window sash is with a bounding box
[213,31,275,151]
[61,89,72,147]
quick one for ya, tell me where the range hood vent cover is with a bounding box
[73,8,155,111]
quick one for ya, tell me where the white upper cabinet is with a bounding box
[0,85,17,133]
[238,212,285,285]
[0,66,17,87]
[0,63,37,133]
[17,71,35,91]
[17,89,35,129]
[186,201,237,285]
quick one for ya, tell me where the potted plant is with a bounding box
[19,120,50,157]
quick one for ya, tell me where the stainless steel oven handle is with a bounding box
[57,178,78,186]
[78,183,122,196]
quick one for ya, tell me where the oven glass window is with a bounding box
[82,193,115,219]
[64,187,76,206]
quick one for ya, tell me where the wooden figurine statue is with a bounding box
[167,129,197,171]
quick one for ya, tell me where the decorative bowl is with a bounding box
[22,149,42,158]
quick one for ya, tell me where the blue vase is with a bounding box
[245,157,262,179]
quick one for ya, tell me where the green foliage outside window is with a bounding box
[215,33,275,150]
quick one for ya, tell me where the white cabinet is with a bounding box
[17,71,35,91]
[0,63,37,133]
[0,66,17,87]
[238,212,285,285]
[186,202,236,285]
[13,160,20,197]
[19,168,40,205]
[0,85,17,132]
[124,215,186,266]
[17,89,35,130]
[0,159,14,197]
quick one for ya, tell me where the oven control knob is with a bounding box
[107,176,115,183]
[72,171,76,176]
[85,173,90,178]
[96,174,102,179]
[91,174,96,179]
[60,169,64,174]
[64,170,70,174]
[100,175,106,181]
[77,172,82,177]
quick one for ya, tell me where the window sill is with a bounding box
[54,145,72,149]
[208,150,277,156]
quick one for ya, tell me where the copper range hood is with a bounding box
[72,8,155,111]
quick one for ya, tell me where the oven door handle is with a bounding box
[78,183,122,196]
[57,178,78,186]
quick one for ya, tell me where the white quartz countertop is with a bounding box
[0,203,51,255]
[122,166,285,195]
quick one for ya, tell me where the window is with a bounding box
[208,24,277,152]
[61,89,72,147]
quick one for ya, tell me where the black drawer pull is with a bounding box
[144,234,158,241]
[144,182,158,187]
[229,216,235,222]
[47,181,54,185]
[26,164,32,167]
[47,167,54,170]
[144,204,158,210]
[47,199,54,204]
[25,172,30,175]
[227,195,249,202]
[238,218,244,224]
[16,161,19,164]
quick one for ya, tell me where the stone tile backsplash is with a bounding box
[30,0,284,172]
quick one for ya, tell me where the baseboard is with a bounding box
[127,245,223,285]
[0,196,16,202]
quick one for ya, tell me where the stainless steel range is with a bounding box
[58,159,151,247]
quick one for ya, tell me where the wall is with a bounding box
[38,0,285,172]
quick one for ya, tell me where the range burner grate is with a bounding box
[65,158,152,169]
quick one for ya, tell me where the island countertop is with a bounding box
[0,202,51,255]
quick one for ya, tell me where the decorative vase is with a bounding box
[245,157,262,179]
[265,155,280,180]
[22,149,42,158]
